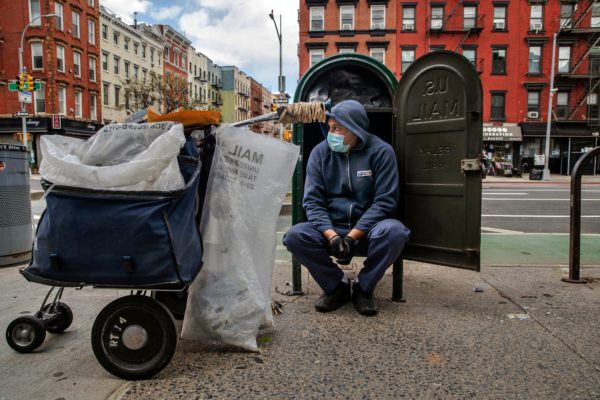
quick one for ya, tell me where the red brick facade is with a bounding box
[0,0,101,121]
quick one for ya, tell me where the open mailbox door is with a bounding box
[394,51,483,271]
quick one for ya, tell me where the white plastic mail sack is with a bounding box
[40,122,185,191]
[181,125,299,351]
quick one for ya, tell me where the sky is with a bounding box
[101,0,300,96]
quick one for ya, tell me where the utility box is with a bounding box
[0,144,32,266]
[291,52,482,288]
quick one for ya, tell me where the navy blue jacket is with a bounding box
[303,100,399,233]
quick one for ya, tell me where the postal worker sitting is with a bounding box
[283,100,410,316]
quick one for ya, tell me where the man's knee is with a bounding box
[283,222,324,252]
[369,219,411,243]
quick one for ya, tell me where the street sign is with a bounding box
[14,111,29,117]
[8,81,18,91]
[34,82,41,90]
[52,114,62,129]
[18,91,32,103]
[275,98,289,104]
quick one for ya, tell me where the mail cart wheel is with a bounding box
[41,302,73,334]
[6,315,47,353]
[91,295,177,380]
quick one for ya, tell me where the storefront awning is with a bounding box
[483,124,522,141]
[0,117,49,133]
[521,122,600,138]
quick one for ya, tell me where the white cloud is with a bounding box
[178,0,299,94]
[101,0,152,24]
[150,5,183,20]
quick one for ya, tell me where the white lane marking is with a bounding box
[483,198,600,201]
[484,189,600,192]
[483,214,600,218]
[481,192,528,195]
[481,226,524,234]
[481,232,600,236]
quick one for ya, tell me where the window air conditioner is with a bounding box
[527,111,539,119]
[342,24,353,30]
[403,23,415,31]
[494,21,505,30]
[532,22,543,31]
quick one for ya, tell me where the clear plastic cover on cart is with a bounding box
[40,122,186,191]
[181,125,299,351]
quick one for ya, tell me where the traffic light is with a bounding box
[27,75,34,91]
[271,101,278,112]
[17,73,25,91]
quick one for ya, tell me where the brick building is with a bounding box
[299,0,397,75]
[299,0,600,175]
[0,0,103,168]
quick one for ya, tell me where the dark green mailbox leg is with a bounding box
[290,255,304,295]
[392,259,406,302]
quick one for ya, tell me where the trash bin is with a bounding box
[290,52,483,291]
[0,144,32,266]
[529,168,543,180]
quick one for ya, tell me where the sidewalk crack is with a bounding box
[480,275,600,374]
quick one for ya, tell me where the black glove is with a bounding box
[335,236,356,265]
[329,235,346,259]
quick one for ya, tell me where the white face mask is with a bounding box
[327,132,350,153]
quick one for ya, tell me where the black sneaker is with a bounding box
[315,282,351,312]
[352,282,378,316]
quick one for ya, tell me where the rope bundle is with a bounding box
[278,102,327,124]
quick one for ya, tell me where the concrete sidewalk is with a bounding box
[1,261,599,399]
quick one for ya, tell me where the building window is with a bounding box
[492,47,506,74]
[463,6,477,30]
[340,5,354,30]
[34,82,45,113]
[29,0,41,26]
[462,47,476,65]
[556,92,569,119]
[113,31,119,46]
[142,45,146,58]
[158,52,162,65]
[587,92,598,119]
[527,91,540,113]
[124,61,130,79]
[370,48,385,64]
[102,52,108,71]
[402,6,415,31]
[114,86,120,108]
[31,42,43,69]
[339,48,355,54]
[430,45,445,52]
[58,86,67,115]
[142,69,147,81]
[530,5,543,31]
[560,4,573,29]
[73,51,81,77]
[103,82,109,106]
[90,94,97,120]
[558,46,571,73]
[56,45,65,72]
[401,49,414,72]
[150,47,155,63]
[88,0,94,6]
[75,90,82,118]
[55,3,63,30]
[113,56,120,75]
[493,6,507,30]
[528,46,542,73]
[134,42,139,55]
[309,49,324,67]
[72,11,80,38]
[88,20,95,44]
[89,56,96,81]
[133,64,139,79]
[371,5,385,30]
[592,3,600,28]
[431,6,444,29]
[490,93,505,120]
[101,24,108,40]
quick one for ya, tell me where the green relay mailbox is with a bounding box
[291,51,483,299]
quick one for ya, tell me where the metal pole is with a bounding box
[543,32,557,181]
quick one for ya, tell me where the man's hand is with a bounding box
[329,235,346,259]
[336,236,356,265]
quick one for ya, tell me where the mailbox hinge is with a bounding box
[461,158,482,173]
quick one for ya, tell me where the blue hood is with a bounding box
[323,100,370,148]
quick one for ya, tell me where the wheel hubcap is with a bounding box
[13,324,34,346]
[121,325,148,350]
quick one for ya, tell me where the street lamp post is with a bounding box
[269,10,284,139]
[18,13,57,148]
[543,32,558,181]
